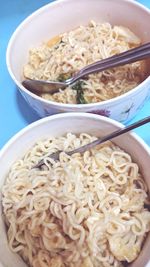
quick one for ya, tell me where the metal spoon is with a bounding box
[22,42,150,94]
[34,116,150,168]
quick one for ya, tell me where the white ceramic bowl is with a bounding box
[0,112,150,267]
[6,0,150,123]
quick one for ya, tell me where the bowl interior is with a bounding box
[0,113,150,267]
[7,0,150,84]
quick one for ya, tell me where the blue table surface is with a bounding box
[0,0,150,149]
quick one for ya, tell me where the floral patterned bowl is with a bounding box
[6,0,150,123]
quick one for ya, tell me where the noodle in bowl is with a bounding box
[23,21,146,105]
[0,113,150,267]
[6,0,150,122]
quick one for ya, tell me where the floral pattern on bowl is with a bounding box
[89,109,111,117]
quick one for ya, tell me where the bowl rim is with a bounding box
[6,0,150,109]
[0,112,150,157]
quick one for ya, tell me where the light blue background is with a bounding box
[0,0,150,149]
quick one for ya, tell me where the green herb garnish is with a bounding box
[55,40,65,50]
[57,73,71,82]
[72,81,87,104]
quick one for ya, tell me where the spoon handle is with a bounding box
[68,116,150,155]
[80,42,150,71]
[72,42,150,82]
[35,116,150,168]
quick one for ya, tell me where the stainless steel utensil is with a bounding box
[34,116,150,168]
[22,42,150,94]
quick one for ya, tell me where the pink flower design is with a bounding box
[89,109,111,117]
